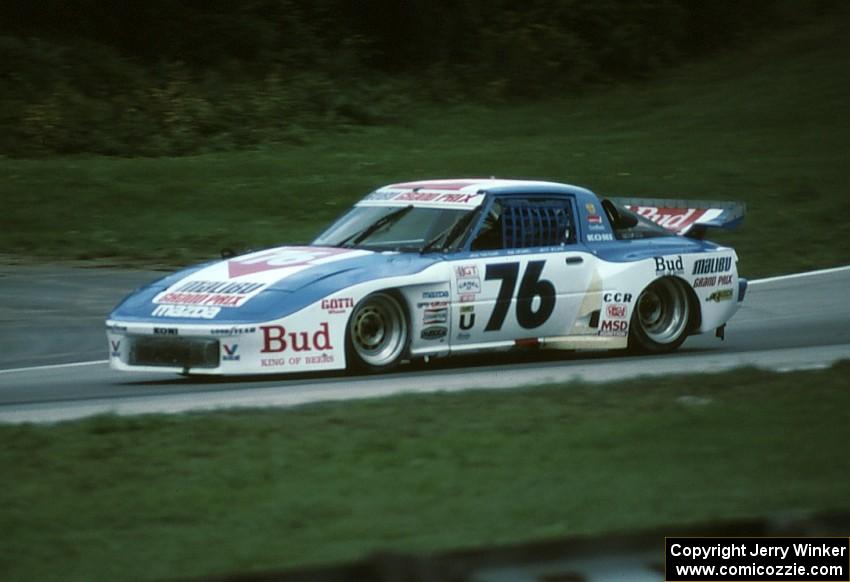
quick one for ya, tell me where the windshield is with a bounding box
[313,206,473,252]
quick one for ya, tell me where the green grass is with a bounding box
[2,362,850,580]
[1,13,849,276]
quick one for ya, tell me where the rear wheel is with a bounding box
[346,292,409,372]
[629,278,691,353]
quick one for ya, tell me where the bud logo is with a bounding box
[627,206,711,234]
[222,344,240,361]
[600,320,629,336]
[260,323,333,353]
[606,304,627,319]
[110,340,121,357]
[692,256,732,275]
[654,255,684,275]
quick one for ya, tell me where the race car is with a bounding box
[106,179,747,375]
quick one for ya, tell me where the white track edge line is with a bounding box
[0,360,108,375]
[749,264,850,285]
[1,265,847,375]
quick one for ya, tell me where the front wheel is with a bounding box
[346,292,409,373]
[629,278,691,353]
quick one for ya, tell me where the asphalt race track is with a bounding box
[0,264,848,423]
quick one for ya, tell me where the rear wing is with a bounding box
[607,197,745,238]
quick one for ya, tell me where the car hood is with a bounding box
[109,245,441,324]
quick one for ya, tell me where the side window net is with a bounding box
[501,200,573,249]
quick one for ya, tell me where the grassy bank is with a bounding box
[2,12,849,276]
[2,362,849,580]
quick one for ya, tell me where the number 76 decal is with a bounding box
[485,261,555,331]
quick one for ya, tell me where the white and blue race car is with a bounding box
[107,179,747,375]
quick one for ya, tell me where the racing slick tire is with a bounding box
[346,291,409,373]
[629,277,692,354]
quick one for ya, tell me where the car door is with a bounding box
[448,195,595,349]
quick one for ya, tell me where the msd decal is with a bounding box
[599,320,629,336]
[260,323,333,353]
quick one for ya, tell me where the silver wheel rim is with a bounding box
[637,278,690,344]
[350,293,407,367]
